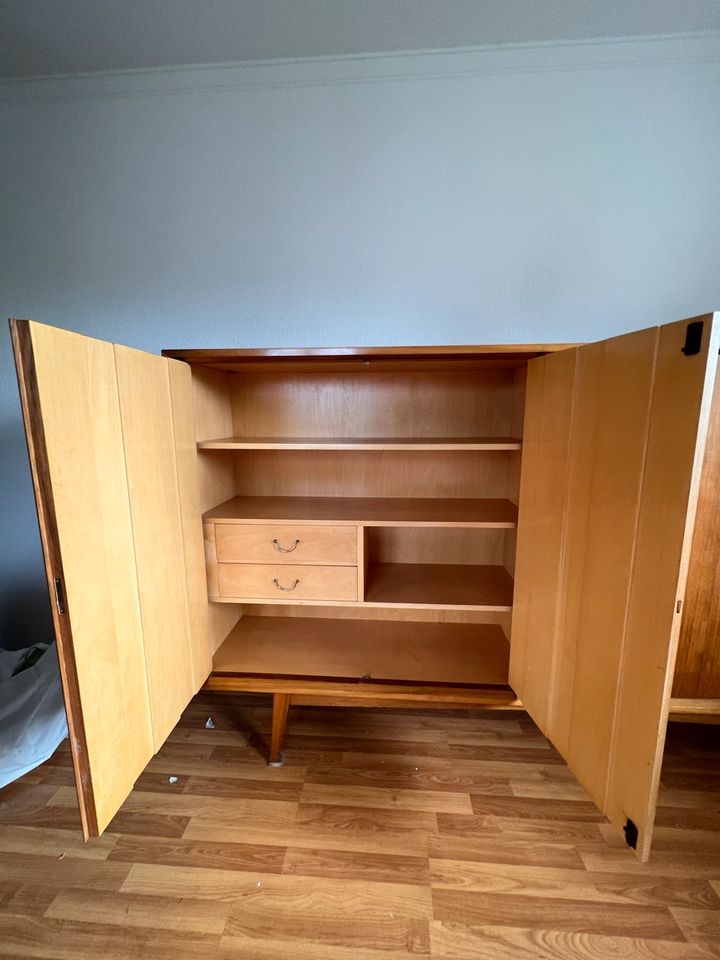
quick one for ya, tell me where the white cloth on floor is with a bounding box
[0,642,67,788]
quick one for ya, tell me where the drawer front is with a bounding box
[218,563,358,602]
[215,523,357,565]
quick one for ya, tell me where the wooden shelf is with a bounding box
[203,495,518,528]
[364,563,514,610]
[198,436,522,451]
[211,616,510,686]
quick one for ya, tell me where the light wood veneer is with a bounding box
[204,495,518,527]
[211,616,511,686]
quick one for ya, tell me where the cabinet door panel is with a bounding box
[606,317,720,860]
[114,346,211,749]
[167,360,214,691]
[508,347,576,731]
[511,314,718,860]
[550,328,657,802]
[11,320,153,838]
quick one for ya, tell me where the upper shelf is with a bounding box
[198,435,522,451]
[204,495,518,527]
[163,342,576,374]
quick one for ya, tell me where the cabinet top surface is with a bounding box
[162,342,577,372]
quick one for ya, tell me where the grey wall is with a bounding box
[1,36,719,642]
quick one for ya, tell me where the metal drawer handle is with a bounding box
[273,578,300,592]
[273,538,300,553]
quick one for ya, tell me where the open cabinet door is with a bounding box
[11,320,211,837]
[511,314,718,861]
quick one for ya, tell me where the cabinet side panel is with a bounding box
[114,345,196,749]
[167,360,213,689]
[191,367,243,652]
[16,321,153,836]
[509,348,576,732]
[607,315,719,860]
[192,368,236,510]
[673,374,720,698]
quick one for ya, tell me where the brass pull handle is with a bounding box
[273,538,300,553]
[273,578,300,592]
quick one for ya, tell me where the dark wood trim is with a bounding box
[289,694,524,709]
[204,673,522,707]
[9,318,99,839]
[209,669,511,689]
[162,343,578,365]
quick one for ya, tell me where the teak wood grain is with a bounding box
[1,692,719,959]
[673,373,720,699]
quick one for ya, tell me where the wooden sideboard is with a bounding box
[11,314,719,861]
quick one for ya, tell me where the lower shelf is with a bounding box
[210,615,511,686]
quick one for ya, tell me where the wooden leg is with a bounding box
[269,693,291,766]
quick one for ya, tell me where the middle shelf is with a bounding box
[204,499,516,610]
[203,495,518,528]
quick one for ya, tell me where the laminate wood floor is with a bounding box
[1,693,719,958]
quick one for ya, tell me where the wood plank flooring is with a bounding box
[1,693,719,958]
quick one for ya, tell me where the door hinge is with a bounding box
[53,577,66,615]
[623,817,639,850]
[681,320,704,356]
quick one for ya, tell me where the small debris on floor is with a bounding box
[57,852,65,861]
[256,881,262,888]
[205,716,215,729]
[168,776,178,784]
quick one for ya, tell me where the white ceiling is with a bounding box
[1,0,719,80]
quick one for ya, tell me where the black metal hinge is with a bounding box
[54,577,66,615]
[623,817,639,849]
[681,320,704,356]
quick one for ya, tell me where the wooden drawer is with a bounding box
[214,523,357,565]
[217,563,358,602]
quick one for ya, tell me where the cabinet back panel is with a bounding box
[232,450,510,499]
[230,370,517,438]
[366,527,505,565]
[673,375,720,698]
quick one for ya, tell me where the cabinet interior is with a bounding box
[191,356,528,690]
